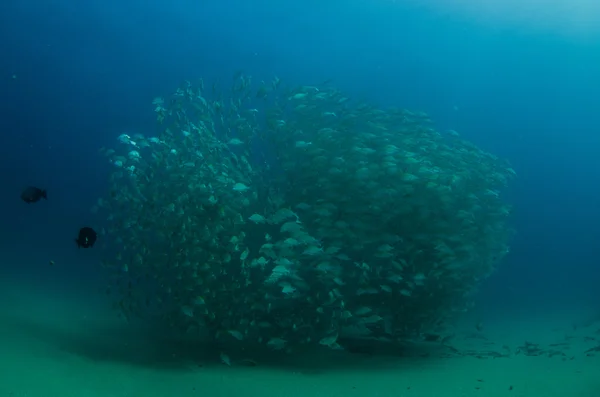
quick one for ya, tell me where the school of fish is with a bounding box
[95,74,515,353]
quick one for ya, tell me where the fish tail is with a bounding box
[42,190,47,199]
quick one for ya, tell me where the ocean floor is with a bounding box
[1,277,599,397]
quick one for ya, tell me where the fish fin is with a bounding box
[42,190,47,200]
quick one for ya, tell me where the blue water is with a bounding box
[1,0,599,372]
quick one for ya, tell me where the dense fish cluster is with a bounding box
[96,74,515,353]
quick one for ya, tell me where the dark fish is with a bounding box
[75,227,97,248]
[21,186,47,203]
[422,333,442,342]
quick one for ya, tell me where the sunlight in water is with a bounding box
[399,0,600,38]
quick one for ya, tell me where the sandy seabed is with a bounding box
[1,278,598,397]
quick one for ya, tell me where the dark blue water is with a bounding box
[1,0,599,335]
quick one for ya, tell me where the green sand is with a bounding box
[1,278,598,397]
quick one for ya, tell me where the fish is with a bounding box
[422,333,442,342]
[75,227,97,248]
[21,186,47,203]
[94,72,516,352]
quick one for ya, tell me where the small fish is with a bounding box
[248,213,266,223]
[233,182,249,192]
[220,352,231,366]
[319,333,339,347]
[227,138,244,146]
[422,333,442,342]
[227,330,244,340]
[75,227,97,248]
[21,186,47,203]
[181,305,194,317]
[476,321,484,332]
[289,93,307,100]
